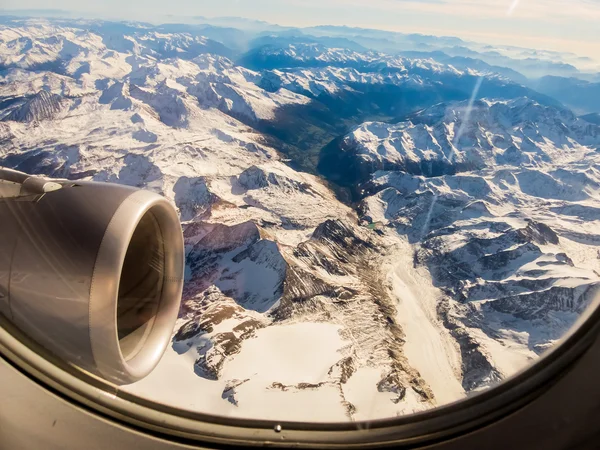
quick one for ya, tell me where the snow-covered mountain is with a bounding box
[353,100,600,389]
[3,89,65,122]
[2,17,600,422]
[302,25,598,78]
[0,19,234,71]
[244,42,541,96]
[322,98,600,185]
[246,42,565,176]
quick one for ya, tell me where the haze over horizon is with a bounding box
[2,0,600,65]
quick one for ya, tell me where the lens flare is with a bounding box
[507,0,521,15]
[420,76,484,240]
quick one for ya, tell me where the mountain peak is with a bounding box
[4,90,65,122]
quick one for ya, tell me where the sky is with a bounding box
[2,0,600,61]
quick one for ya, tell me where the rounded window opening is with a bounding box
[2,2,600,428]
[117,208,165,362]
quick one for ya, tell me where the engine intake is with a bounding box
[0,170,184,385]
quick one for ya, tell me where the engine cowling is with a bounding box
[0,170,184,385]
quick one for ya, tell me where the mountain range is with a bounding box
[1,16,600,422]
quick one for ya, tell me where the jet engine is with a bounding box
[0,168,184,385]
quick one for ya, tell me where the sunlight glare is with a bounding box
[507,0,521,15]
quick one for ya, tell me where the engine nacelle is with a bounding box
[0,169,184,385]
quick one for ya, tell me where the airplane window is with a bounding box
[1,0,600,445]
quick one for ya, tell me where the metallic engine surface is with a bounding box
[0,175,184,384]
